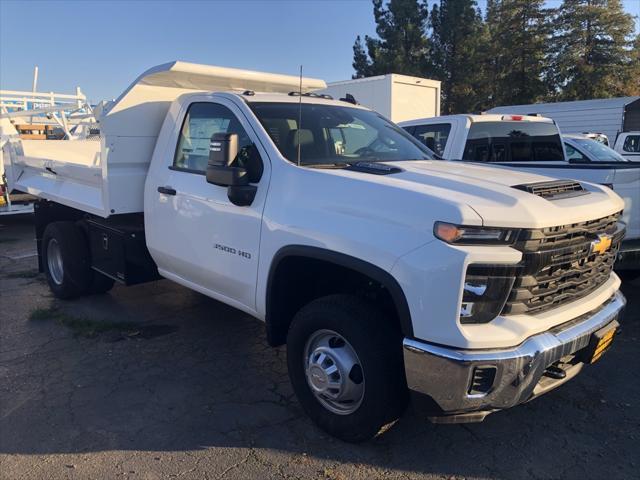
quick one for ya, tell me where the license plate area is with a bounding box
[584,320,619,364]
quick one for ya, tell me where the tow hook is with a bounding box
[544,364,567,380]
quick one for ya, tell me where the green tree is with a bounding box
[551,0,636,100]
[482,0,502,107]
[429,0,489,113]
[352,0,431,79]
[486,0,553,106]
[352,36,375,78]
[626,34,640,95]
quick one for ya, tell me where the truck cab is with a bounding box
[4,62,628,442]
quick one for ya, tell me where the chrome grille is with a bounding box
[502,212,623,315]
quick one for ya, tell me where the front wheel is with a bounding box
[287,295,408,442]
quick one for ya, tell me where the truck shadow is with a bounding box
[1,252,639,479]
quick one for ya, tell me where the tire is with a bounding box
[88,271,115,294]
[287,294,409,443]
[42,222,92,299]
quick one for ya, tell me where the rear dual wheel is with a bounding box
[42,221,114,299]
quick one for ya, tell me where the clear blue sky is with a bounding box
[1,0,638,103]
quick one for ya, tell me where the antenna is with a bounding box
[31,66,39,123]
[297,65,303,167]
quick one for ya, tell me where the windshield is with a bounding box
[250,102,434,166]
[571,138,628,162]
[463,121,564,162]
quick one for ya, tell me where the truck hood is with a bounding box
[382,160,624,228]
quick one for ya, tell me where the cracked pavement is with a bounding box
[1,214,639,480]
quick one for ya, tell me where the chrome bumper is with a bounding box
[403,291,626,421]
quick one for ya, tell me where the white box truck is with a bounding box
[317,74,441,123]
[3,61,627,442]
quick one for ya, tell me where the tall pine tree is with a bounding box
[352,0,431,79]
[487,0,552,106]
[632,34,640,95]
[430,0,488,113]
[352,36,375,78]
[551,0,636,100]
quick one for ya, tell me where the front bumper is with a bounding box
[403,291,626,423]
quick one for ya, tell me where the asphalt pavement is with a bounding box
[1,214,639,480]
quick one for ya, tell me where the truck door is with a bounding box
[145,99,268,311]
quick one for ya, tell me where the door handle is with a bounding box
[157,186,176,196]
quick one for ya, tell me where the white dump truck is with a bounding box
[3,62,627,442]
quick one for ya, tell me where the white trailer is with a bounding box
[317,74,441,123]
[488,96,640,146]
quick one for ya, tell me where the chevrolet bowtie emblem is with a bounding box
[591,234,613,255]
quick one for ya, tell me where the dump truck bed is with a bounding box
[3,61,325,217]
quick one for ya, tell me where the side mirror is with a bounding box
[206,132,257,206]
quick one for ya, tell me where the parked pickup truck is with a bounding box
[613,131,640,162]
[400,114,640,276]
[4,62,627,442]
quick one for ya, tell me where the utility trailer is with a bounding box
[4,61,628,442]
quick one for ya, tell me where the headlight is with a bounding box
[460,271,515,324]
[434,222,518,245]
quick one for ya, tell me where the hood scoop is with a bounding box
[512,180,589,200]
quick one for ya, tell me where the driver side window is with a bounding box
[173,103,253,173]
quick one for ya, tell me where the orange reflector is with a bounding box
[434,223,463,243]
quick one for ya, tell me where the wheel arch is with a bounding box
[265,245,413,346]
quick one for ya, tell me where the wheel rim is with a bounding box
[303,329,365,415]
[47,238,64,285]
